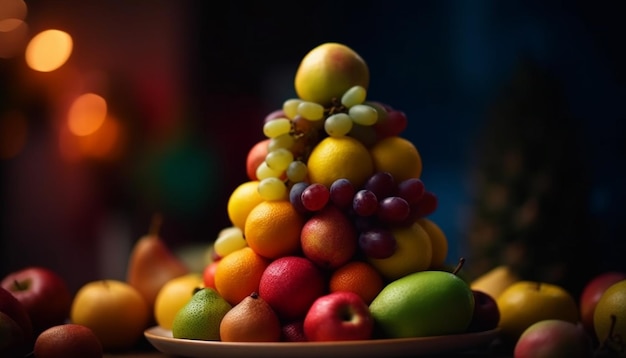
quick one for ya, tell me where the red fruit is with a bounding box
[1,266,72,334]
[579,271,626,337]
[300,205,358,270]
[246,139,270,181]
[0,287,33,357]
[258,256,326,321]
[303,291,374,342]
[281,320,307,342]
[34,324,103,358]
[202,261,219,290]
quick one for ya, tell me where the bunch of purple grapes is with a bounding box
[289,171,438,260]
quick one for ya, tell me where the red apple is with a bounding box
[579,271,626,337]
[1,266,73,334]
[514,319,593,358]
[303,291,374,342]
[0,287,33,356]
[246,138,270,181]
[300,205,358,270]
[34,323,103,358]
[467,290,500,332]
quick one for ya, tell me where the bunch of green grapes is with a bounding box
[257,85,406,202]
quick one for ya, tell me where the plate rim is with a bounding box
[144,325,500,357]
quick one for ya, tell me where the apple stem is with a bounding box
[149,213,163,237]
[250,292,259,299]
[452,257,465,275]
[13,279,25,291]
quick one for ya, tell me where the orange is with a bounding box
[306,136,374,189]
[227,180,264,230]
[329,261,384,304]
[417,218,448,269]
[369,136,422,182]
[214,247,270,306]
[244,200,304,259]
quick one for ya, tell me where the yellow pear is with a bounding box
[126,214,189,314]
[470,265,520,299]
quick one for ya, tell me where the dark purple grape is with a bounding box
[363,172,396,199]
[358,228,397,259]
[353,189,378,217]
[289,181,309,214]
[412,191,438,218]
[329,178,355,210]
[397,178,426,205]
[301,183,330,211]
[377,196,410,223]
[374,109,407,138]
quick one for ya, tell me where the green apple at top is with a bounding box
[369,269,474,338]
[294,42,369,106]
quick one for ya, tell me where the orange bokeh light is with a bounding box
[67,93,107,136]
[25,29,73,72]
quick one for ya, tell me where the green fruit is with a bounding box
[369,270,475,338]
[171,287,232,341]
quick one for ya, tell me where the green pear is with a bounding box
[369,270,475,338]
[171,287,232,341]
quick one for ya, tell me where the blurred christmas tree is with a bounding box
[464,58,597,297]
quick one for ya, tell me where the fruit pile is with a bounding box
[170,42,479,343]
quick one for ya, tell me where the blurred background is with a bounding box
[1,1,624,298]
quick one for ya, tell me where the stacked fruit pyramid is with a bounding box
[170,42,479,343]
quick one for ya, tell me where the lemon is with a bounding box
[307,136,373,189]
[370,136,422,182]
[227,180,263,230]
[171,287,232,341]
[154,273,204,330]
[368,222,432,281]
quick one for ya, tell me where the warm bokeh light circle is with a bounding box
[25,29,73,72]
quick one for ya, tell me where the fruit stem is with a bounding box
[250,292,259,299]
[13,279,25,291]
[149,213,163,237]
[452,257,465,275]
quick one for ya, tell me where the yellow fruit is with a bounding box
[70,280,150,351]
[307,136,373,189]
[417,218,448,269]
[227,180,264,230]
[153,273,204,330]
[496,281,579,343]
[470,265,520,299]
[594,280,626,354]
[370,136,422,182]
[294,42,369,106]
[368,222,432,281]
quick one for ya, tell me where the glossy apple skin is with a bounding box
[246,139,270,181]
[514,319,593,358]
[1,267,72,334]
[579,271,626,336]
[303,291,373,342]
[467,290,500,332]
[0,287,34,357]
